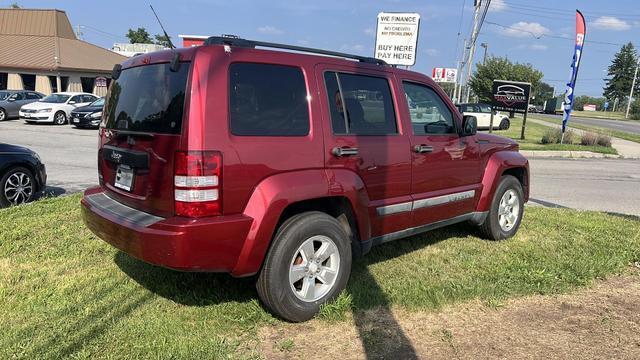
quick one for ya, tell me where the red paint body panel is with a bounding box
[82,43,530,276]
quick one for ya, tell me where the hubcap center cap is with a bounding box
[309,262,319,274]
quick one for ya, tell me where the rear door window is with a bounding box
[104,62,190,134]
[229,63,309,136]
[324,72,397,135]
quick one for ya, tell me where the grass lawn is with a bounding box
[529,115,640,144]
[2,195,640,358]
[570,111,629,121]
[492,117,618,154]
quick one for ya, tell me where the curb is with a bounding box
[520,150,621,159]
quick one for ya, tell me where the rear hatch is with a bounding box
[99,58,191,218]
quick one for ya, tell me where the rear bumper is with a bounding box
[81,187,253,273]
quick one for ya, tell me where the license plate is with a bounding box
[23,114,31,118]
[73,117,79,123]
[114,165,134,191]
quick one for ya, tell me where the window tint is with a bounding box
[229,63,309,136]
[26,92,41,99]
[402,82,456,135]
[478,104,492,113]
[104,62,189,134]
[83,95,97,103]
[460,104,475,113]
[70,95,82,103]
[9,93,24,100]
[324,72,397,135]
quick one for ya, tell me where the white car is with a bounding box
[20,92,98,125]
[456,103,510,130]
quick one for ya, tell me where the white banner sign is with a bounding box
[432,68,457,83]
[375,12,420,66]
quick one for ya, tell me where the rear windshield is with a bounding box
[104,62,190,134]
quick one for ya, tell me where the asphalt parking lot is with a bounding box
[0,120,98,195]
[1,119,639,216]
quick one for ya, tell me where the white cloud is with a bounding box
[502,22,551,38]
[489,0,507,12]
[363,27,375,37]
[592,16,631,31]
[529,44,548,51]
[257,25,284,35]
[424,48,440,56]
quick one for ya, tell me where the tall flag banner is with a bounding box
[561,10,586,139]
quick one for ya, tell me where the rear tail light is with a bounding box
[174,151,221,217]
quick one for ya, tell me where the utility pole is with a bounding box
[625,56,639,119]
[464,0,482,103]
[481,42,488,64]
[455,38,468,104]
[75,25,83,40]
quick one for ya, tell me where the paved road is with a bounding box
[535,113,640,135]
[0,120,98,195]
[1,120,639,216]
[529,158,640,216]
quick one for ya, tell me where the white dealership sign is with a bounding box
[375,12,420,66]
[432,68,457,83]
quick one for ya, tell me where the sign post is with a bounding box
[491,80,531,139]
[375,12,420,66]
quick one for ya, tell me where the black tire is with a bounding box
[477,175,524,240]
[256,211,352,322]
[0,166,36,207]
[0,108,6,121]
[499,118,510,130]
[54,111,67,125]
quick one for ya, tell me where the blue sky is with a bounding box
[9,0,640,97]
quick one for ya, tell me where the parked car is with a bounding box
[528,104,543,113]
[456,103,510,130]
[0,90,44,121]
[70,98,104,129]
[81,37,529,322]
[20,92,98,125]
[0,143,46,207]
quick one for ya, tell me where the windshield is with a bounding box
[0,92,10,101]
[41,94,70,103]
[90,98,105,107]
[103,62,190,134]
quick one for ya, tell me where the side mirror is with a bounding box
[461,115,477,136]
[7,97,15,102]
[68,100,76,105]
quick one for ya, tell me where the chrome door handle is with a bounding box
[414,145,433,153]
[332,147,359,157]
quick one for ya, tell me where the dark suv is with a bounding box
[82,37,529,322]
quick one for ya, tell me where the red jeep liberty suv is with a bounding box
[82,36,529,322]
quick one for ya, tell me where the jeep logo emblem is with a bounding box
[111,152,122,162]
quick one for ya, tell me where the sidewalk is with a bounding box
[527,117,640,159]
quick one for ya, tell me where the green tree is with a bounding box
[573,95,606,111]
[154,34,172,48]
[531,81,554,106]
[10,2,20,8]
[603,42,639,102]
[469,56,543,103]
[126,27,153,44]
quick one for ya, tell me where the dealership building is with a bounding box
[0,8,126,96]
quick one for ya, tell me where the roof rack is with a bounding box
[204,35,386,65]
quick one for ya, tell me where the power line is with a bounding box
[485,21,625,47]
[78,25,127,41]
[502,0,640,19]
[452,0,467,63]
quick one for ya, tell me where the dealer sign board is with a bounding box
[491,80,531,114]
[375,12,420,66]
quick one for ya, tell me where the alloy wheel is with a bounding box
[4,171,33,205]
[55,112,66,125]
[0,109,5,121]
[289,235,341,302]
[498,189,520,231]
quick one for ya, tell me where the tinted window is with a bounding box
[478,104,492,113]
[41,94,70,103]
[229,63,309,136]
[84,95,97,103]
[0,91,9,100]
[403,82,456,135]
[70,95,83,103]
[325,72,397,135]
[9,93,24,100]
[26,92,41,99]
[104,62,190,134]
